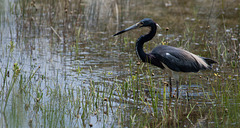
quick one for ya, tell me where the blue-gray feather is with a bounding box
[149,45,216,72]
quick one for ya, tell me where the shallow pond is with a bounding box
[0,0,239,127]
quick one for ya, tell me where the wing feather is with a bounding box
[150,45,210,72]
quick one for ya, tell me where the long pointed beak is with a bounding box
[113,23,140,36]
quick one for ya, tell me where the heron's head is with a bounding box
[113,18,160,36]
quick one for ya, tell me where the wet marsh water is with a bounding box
[0,0,239,127]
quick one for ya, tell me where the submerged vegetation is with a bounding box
[0,0,239,127]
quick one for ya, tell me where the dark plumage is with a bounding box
[149,45,213,72]
[114,18,217,98]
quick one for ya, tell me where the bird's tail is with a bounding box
[201,57,217,69]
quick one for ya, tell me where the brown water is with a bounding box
[0,0,239,127]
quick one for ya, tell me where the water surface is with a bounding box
[0,0,239,127]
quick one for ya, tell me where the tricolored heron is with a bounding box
[114,18,217,98]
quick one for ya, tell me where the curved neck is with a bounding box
[136,23,157,62]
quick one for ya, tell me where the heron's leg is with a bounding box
[176,80,179,98]
[169,77,172,97]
